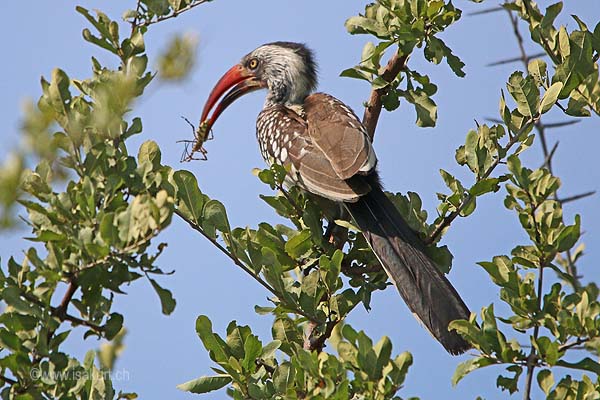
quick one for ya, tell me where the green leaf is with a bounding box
[196,315,229,363]
[340,67,371,82]
[555,214,581,252]
[528,59,547,86]
[539,82,563,114]
[299,270,321,314]
[104,313,124,340]
[537,369,554,395]
[470,178,503,196]
[173,170,205,224]
[425,36,465,77]
[177,375,232,394]
[496,365,522,394]
[405,89,437,127]
[507,72,540,118]
[345,16,389,38]
[273,363,294,394]
[242,335,262,371]
[138,140,162,169]
[202,200,230,233]
[0,329,22,351]
[373,336,392,378]
[272,318,302,355]
[1,287,42,318]
[149,278,176,315]
[261,340,281,359]
[284,230,312,259]
[452,356,495,386]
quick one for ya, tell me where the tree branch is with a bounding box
[55,281,78,319]
[523,256,546,400]
[558,337,589,352]
[361,52,409,140]
[19,289,103,334]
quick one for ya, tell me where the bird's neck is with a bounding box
[264,79,310,109]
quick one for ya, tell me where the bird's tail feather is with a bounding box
[345,185,471,355]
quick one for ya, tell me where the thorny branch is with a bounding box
[500,6,590,398]
[506,8,586,291]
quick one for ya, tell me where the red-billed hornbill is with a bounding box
[200,42,471,354]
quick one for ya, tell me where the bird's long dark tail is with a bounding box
[344,181,471,355]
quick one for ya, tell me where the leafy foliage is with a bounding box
[342,0,464,127]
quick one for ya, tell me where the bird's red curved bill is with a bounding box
[200,64,264,133]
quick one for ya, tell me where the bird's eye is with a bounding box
[248,58,259,70]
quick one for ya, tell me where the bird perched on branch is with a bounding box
[198,41,471,354]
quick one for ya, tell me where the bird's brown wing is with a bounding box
[265,105,371,202]
[304,93,377,180]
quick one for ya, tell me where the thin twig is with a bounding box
[558,191,596,204]
[539,141,559,169]
[508,10,528,66]
[56,281,78,318]
[140,0,211,27]
[523,254,546,400]
[60,313,103,332]
[486,52,546,67]
[130,0,142,36]
[543,120,580,129]
[558,337,589,352]
[468,6,504,16]
[174,209,315,321]
[362,52,409,140]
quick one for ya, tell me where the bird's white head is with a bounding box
[244,42,318,106]
[200,42,318,132]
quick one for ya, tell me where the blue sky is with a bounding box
[1,1,599,399]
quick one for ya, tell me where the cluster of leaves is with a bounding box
[343,0,465,127]
[450,157,600,396]
[0,3,201,398]
[174,163,425,398]
[507,1,600,117]
[429,2,600,398]
[179,315,416,399]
